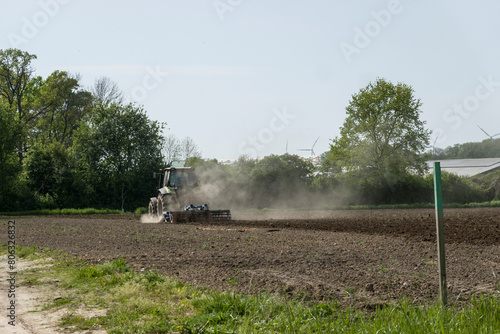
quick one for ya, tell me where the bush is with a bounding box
[134,207,148,214]
[471,170,500,200]
[437,172,489,204]
[384,173,433,204]
[329,170,490,206]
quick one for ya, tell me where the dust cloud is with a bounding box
[191,163,348,221]
[142,161,355,222]
[140,214,162,223]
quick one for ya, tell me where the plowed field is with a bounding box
[3,207,500,308]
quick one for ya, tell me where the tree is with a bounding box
[91,76,123,105]
[0,49,38,163]
[311,151,341,191]
[431,138,500,160]
[161,135,201,165]
[162,134,181,165]
[0,49,37,109]
[74,103,164,210]
[25,141,81,208]
[0,102,24,210]
[250,154,313,208]
[180,136,201,160]
[330,78,430,189]
[34,71,93,147]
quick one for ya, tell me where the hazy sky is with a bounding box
[2,1,500,159]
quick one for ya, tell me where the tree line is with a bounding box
[430,138,500,160]
[1,49,498,212]
[0,48,202,211]
[187,78,499,208]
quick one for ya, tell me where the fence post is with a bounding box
[433,162,447,306]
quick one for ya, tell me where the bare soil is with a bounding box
[3,208,500,310]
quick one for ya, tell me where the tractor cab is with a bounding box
[163,167,199,188]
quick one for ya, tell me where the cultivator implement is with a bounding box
[163,205,231,223]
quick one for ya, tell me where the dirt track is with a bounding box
[2,207,500,308]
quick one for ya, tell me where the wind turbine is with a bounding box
[297,137,319,156]
[424,133,440,156]
[431,133,439,155]
[477,125,500,139]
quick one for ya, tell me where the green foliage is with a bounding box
[16,245,40,258]
[316,151,342,177]
[134,207,148,214]
[0,102,26,211]
[438,172,488,204]
[25,142,84,209]
[183,292,500,334]
[0,48,37,108]
[330,78,430,190]
[333,170,432,205]
[77,259,129,281]
[432,138,500,159]
[328,169,489,205]
[1,49,498,211]
[250,154,314,208]
[135,270,166,291]
[33,70,93,147]
[0,49,169,212]
[183,154,315,209]
[472,169,500,200]
[74,103,164,211]
[0,49,38,164]
[226,156,258,207]
[317,78,498,205]
[0,208,124,216]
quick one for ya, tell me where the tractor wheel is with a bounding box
[148,198,157,218]
[157,195,166,221]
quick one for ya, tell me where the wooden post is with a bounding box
[433,162,447,306]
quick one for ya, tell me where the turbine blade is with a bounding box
[477,125,492,138]
[312,137,319,148]
[433,133,439,146]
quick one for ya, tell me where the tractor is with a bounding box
[148,164,231,223]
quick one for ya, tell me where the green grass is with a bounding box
[182,294,500,333]
[0,208,125,216]
[3,246,499,333]
[134,207,148,214]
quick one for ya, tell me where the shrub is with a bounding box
[437,172,488,204]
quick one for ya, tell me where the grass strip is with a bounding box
[0,208,125,216]
[5,245,500,333]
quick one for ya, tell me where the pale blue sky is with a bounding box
[2,0,500,159]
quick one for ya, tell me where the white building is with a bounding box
[426,158,500,177]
